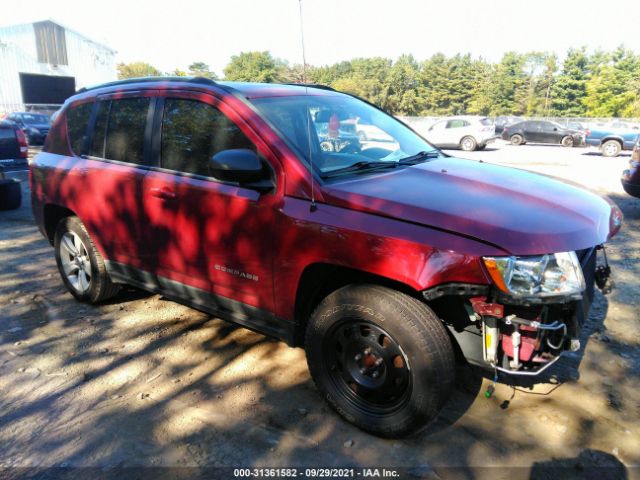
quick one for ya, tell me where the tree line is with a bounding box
[117,46,640,118]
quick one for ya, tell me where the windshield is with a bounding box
[251,94,438,176]
[20,114,50,125]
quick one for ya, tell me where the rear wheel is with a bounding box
[510,134,524,146]
[561,136,574,147]
[460,136,477,151]
[305,284,455,438]
[601,140,622,157]
[54,216,120,303]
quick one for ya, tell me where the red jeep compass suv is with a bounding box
[31,77,621,437]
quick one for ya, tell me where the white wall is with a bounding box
[0,22,116,114]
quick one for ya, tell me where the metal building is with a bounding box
[0,19,116,116]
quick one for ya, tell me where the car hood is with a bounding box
[322,157,619,255]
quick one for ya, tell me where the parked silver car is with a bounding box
[424,116,497,151]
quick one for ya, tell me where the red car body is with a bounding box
[31,78,621,359]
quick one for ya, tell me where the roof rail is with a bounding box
[283,83,336,92]
[76,76,218,93]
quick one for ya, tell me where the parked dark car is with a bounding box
[502,120,585,147]
[0,120,27,210]
[0,120,28,162]
[621,135,640,198]
[7,112,51,145]
[493,116,522,135]
[31,77,620,437]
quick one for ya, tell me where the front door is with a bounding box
[540,121,560,143]
[143,94,280,316]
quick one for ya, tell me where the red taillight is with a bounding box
[15,128,28,158]
[585,128,591,137]
[503,127,509,133]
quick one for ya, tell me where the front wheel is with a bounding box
[305,285,455,437]
[54,216,120,303]
[460,136,477,151]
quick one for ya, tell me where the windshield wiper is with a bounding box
[397,150,441,163]
[320,151,440,179]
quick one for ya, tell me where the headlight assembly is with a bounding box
[483,252,585,298]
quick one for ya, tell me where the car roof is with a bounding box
[446,115,487,120]
[73,77,343,101]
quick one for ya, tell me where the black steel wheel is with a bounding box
[323,320,412,415]
[305,284,455,437]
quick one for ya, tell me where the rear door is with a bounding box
[143,93,281,315]
[78,93,156,271]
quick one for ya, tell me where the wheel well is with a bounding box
[43,204,75,244]
[292,263,420,346]
[601,137,623,146]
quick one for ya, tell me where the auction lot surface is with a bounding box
[1,142,639,479]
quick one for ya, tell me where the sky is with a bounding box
[2,0,639,75]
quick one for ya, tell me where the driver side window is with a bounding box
[161,98,257,177]
[430,120,446,131]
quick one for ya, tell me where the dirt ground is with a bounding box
[0,142,638,479]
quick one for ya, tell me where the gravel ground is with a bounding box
[0,143,638,479]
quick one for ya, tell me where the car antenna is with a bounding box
[298,0,317,212]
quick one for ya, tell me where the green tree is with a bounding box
[386,54,422,115]
[331,57,393,110]
[488,52,527,116]
[549,48,589,116]
[584,47,640,117]
[466,59,495,116]
[117,61,161,79]
[223,51,285,83]
[188,61,218,80]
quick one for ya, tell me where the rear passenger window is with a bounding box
[446,120,469,129]
[104,98,149,164]
[66,102,93,155]
[161,98,256,177]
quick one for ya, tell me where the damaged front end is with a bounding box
[427,246,613,376]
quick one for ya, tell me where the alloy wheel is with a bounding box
[59,232,92,293]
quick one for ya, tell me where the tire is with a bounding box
[305,284,455,438]
[460,136,477,152]
[510,134,524,146]
[561,136,574,147]
[54,216,120,303]
[0,179,21,210]
[601,140,622,158]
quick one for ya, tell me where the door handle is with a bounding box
[149,187,177,200]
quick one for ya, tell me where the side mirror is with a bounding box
[553,127,558,131]
[210,149,267,185]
